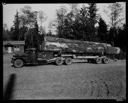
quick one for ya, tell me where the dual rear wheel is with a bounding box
[102,57,110,64]
[55,57,72,65]
[95,57,110,64]
[64,57,72,65]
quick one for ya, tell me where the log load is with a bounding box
[40,36,120,55]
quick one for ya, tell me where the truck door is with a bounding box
[37,51,54,60]
[31,50,37,63]
[26,50,37,64]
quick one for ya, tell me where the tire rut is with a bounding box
[102,80,110,97]
[43,79,125,98]
[80,79,124,98]
[116,80,123,97]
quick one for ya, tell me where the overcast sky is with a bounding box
[3,3,126,33]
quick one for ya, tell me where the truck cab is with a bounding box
[11,48,61,68]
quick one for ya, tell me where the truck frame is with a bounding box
[11,48,113,68]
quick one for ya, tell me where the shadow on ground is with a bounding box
[3,74,16,100]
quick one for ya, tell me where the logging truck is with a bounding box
[11,36,120,68]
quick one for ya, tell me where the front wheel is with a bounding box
[13,59,24,68]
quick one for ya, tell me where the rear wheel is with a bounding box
[64,58,72,65]
[102,57,110,64]
[55,57,63,66]
[95,57,102,64]
[14,59,24,68]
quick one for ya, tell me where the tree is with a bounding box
[39,26,46,35]
[11,6,40,41]
[109,3,123,28]
[64,4,80,40]
[72,3,98,41]
[108,2,123,46]
[55,3,98,41]
[57,4,89,40]
[116,24,126,51]
[38,11,47,26]
[24,21,40,50]
[88,3,98,41]
[98,17,108,42]
[38,11,47,34]
[18,26,28,40]
[77,5,90,40]
[3,24,10,40]
[69,4,79,17]
[48,20,58,35]
[19,6,37,28]
[11,11,20,40]
[56,6,67,38]
[11,10,28,40]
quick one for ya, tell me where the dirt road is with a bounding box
[3,54,126,100]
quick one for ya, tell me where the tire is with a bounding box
[95,57,102,64]
[14,59,24,68]
[64,58,72,65]
[102,57,109,64]
[55,57,63,66]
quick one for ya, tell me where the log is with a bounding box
[41,36,120,55]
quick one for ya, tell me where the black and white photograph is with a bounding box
[3,2,126,100]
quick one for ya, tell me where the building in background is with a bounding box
[3,41,25,54]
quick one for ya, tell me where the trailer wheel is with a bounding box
[95,58,102,64]
[102,57,109,64]
[55,57,63,66]
[64,58,72,65]
[14,59,24,68]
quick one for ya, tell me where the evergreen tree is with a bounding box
[19,26,27,40]
[98,17,108,42]
[108,2,123,46]
[55,3,99,42]
[11,11,20,40]
[3,24,11,40]
[108,27,115,45]
[117,24,126,51]
[11,11,28,40]
[19,6,37,28]
[88,3,97,41]
[77,5,89,40]
[56,6,67,38]
[24,21,40,50]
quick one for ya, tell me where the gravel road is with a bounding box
[3,54,126,100]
